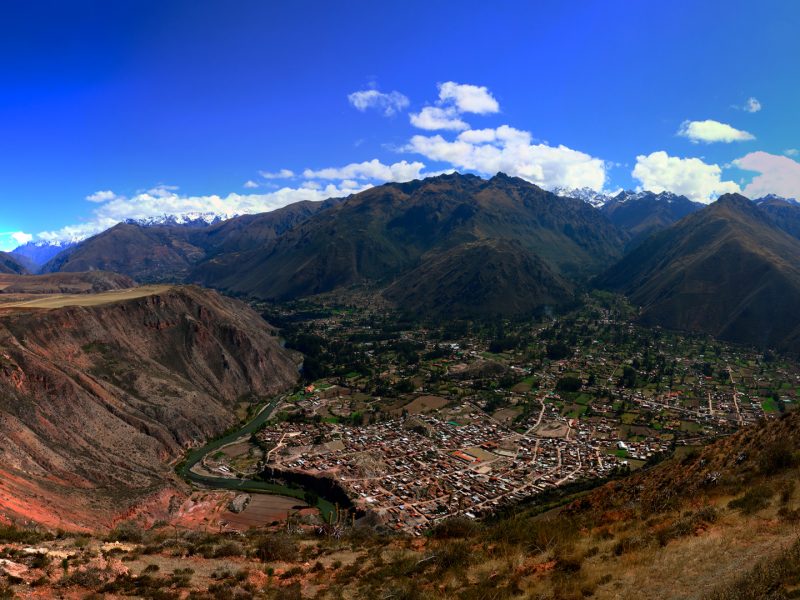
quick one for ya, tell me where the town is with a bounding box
[198,292,800,534]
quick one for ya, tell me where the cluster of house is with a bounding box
[257,406,634,533]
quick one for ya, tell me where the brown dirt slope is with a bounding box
[0,285,299,530]
[599,193,800,353]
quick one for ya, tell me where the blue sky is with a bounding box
[1,0,799,250]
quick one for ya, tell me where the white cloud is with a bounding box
[347,89,409,117]
[456,128,500,144]
[437,82,499,114]
[36,181,372,244]
[243,180,259,189]
[632,151,740,203]
[409,81,499,131]
[0,231,34,251]
[734,151,800,200]
[677,119,755,143]
[258,168,294,179]
[785,149,799,157]
[745,97,762,113]
[303,159,425,182]
[409,106,469,131]
[86,190,120,203]
[406,124,606,191]
[11,231,33,245]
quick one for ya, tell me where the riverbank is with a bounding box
[175,395,338,522]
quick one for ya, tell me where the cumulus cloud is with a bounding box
[348,89,409,117]
[36,181,372,244]
[86,190,120,203]
[11,231,33,245]
[409,106,469,131]
[243,180,259,189]
[303,159,425,182]
[437,82,499,114]
[785,149,799,157]
[632,151,740,203]
[406,124,607,191]
[734,151,800,200]
[409,81,499,131]
[677,119,755,143]
[0,231,34,250]
[258,168,294,179]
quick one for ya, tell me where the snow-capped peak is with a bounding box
[552,186,613,208]
[125,211,235,228]
[18,239,73,249]
[610,190,686,205]
[11,239,77,268]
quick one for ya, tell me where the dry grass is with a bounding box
[4,413,800,598]
[0,284,171,309]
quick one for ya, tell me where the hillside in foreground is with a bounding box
[2,407,800,598]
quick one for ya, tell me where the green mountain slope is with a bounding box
[599,193,800,352]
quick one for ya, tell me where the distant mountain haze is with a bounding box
[0,251,29,275]
[42,197,342,282]
[12,240,76,272]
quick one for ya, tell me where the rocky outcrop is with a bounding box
[0,285,299,530]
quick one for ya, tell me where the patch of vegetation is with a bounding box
[728,485,774,514]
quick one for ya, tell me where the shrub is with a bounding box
[30,552,52,569]
[779,480,796,504]
[213,542,244,558]
[0,524,53,544]
[429,516,479,539]
[63,566,107,587]
[489,514,577,553]
[107,522,144,543]
[728,485,774,514]
[657,506,718,546]
[433,540,472,573]
[613,534,651,556]
[279,566,304,580]
[758,440,798,474]
[254,535,298,562]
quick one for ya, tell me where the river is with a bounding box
[175,396,337,521]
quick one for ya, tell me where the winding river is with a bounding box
[175,396,337,521]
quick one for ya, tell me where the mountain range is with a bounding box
[0,251,29,275]
[598,193,800,352]
[192,173,624,306]
[11,240,75,272]
[12,172,800,351]
[599,191,704,249]
[43,198,341,282]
